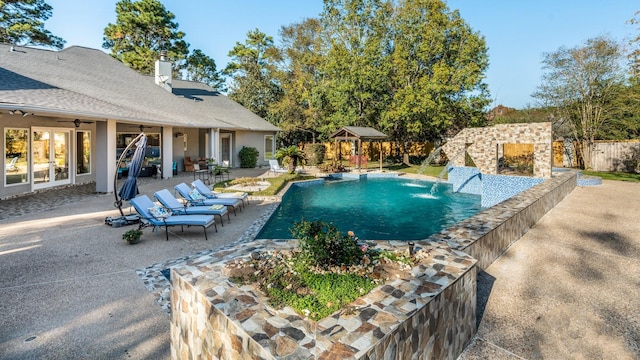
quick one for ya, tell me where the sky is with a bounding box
[43,0,638,109]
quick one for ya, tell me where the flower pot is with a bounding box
[123,229,143,244]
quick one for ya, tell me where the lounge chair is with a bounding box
[129,195,216,241]
[269,159,288,175]
[184,156,194,172]
[192,179,248,207]
[154,188,230,226]
[5,156,18,172]
[174,182,242,216]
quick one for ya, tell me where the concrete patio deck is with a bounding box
[0,172,638,359]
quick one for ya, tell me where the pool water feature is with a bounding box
[257,177,482,240]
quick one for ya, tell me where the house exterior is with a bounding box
[0,44,280,199]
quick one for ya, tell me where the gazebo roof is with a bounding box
[329,126,387,141]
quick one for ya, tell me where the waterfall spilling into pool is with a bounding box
[256,176,482,241]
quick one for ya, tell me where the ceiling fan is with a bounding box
[128,124,154,132]
[58,119,94,128]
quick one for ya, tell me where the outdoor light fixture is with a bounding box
[175,132,183,138]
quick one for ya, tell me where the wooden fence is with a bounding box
[587,140,640,172]
[303,140,639,172]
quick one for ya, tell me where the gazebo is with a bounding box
[329,126,387,171]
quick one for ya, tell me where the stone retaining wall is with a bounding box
[170,241,477,359]
[432,171,577,270]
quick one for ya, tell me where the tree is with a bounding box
[0,0,64,48]
[102,0,189,75]
[383,0,489,150]
[318,0,394,134]
[599,82,640,139]
[275,145,307,173]
[184,49,224,90]
[534,36,626,169]
[271,18,325,145]
[628,10,640,77]
[224,28,283,120]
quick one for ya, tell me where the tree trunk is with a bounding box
[583,139,593,170]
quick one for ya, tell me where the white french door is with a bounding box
[32,127,72,189]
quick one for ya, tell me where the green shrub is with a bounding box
[238,146,259,168]
[306,144,326,166]
[291,220,363,267]
[276,145,307,173]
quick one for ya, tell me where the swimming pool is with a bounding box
[256,177,482,240]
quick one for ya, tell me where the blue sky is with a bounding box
[45,0,637,109]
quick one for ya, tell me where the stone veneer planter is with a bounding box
[169,170,577,359]
[170,240,476,359]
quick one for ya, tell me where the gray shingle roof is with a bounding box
[330,126,387,140]
[0,44,279,131]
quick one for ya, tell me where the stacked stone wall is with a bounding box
[442,123,552,178]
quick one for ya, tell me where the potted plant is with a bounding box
[122,228,143,244]
[275,145,307,173]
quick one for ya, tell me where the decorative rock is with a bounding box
[275,335,298,356]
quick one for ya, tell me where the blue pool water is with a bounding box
[256,177,483,241]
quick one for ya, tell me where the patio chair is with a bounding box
[174,182,242,216]
[5,156,18,172]
[184,156,194,172]
[192,179,248,207]
[269,159,288,175]
[220,160,232,179]
[154,188,230,226]
[129,195,216,241]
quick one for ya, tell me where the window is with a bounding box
[5,128,29,185]
[116,133,161,165]
[76,131,91,175]
[264,135,275,160]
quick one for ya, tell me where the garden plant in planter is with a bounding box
[226,220,430,320]
[122,228,143,244]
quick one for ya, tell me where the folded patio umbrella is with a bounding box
[115,133,147,215]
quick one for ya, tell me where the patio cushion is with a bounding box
[148,204,171,219]
[189,188,205,200]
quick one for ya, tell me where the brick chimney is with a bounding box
[154,50,172,92]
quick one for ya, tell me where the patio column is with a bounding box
[95,119,116,193]
[357,138,362,170]
[162,126,173,179]
[211,128,220,165]
[379,141,383,171]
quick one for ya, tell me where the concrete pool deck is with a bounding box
[0,172,638,359]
